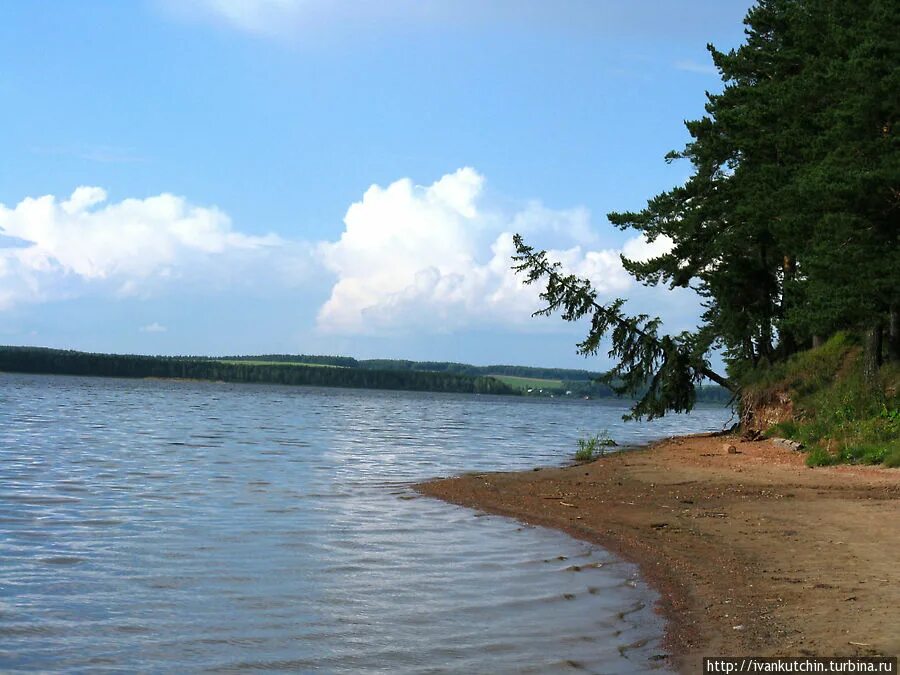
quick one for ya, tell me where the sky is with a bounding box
[0,0,753,368]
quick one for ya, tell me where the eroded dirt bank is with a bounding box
[416,435,899,673]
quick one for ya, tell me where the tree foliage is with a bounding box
[0,346,517,396]
[512,235,734,420]
[219,354,606,382]
[514,0,898,416]
[610,0,898,363]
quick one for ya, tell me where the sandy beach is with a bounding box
[417,434,900,673]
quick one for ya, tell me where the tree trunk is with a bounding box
[888,304,900,362]
[812,334,824,349]
[758,323,774,365]
[863,321,883,386]
[779,332,797,359]
[744,336,757,365]
[778,255,797,358]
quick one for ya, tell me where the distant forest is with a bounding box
[0,347,515,396]
[0,346,732,403]
[217,353,731,401]
[219,353,605,381]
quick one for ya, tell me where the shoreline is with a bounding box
[416,433,899,673]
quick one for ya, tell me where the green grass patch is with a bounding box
[804,447,836,467]
[884,448,900,468]
[489,374,565,390]
[741,331,856,394]
[218,360,343,368]
[574,432,617,462]
[752,334,900,468]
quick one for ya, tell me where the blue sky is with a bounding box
[0,0,752,368]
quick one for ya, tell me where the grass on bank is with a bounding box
[743,333,900,467]
[574,432,618,462]
[218,360,343,368]
[489,374,566,391]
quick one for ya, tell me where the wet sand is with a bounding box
[417,434,900,673]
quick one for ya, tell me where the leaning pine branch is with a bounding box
[511,234,736,397]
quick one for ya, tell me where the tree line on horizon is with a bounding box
[514,0,898,420]
[216,353,607,382]
[0,345,735,403]
[0,346,517,396]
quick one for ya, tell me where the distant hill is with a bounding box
[0,347,514,396]
[218,354,606,382]
[218,355,621,397]
[0,345,733,403]
[217,353,359,368]
[356,359,606,382]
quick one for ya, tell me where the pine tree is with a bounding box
[513,0,898,412]
[511,235,735,420]
[607,0,825,368]
[786,0,899,374]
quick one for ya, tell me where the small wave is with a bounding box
[40,556,85,565]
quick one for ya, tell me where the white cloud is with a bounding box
[1,171,698,342]
[622,233,674,262]
[140,322,167,333]
[0,187,284,309]
[316,168,633,335]
[674,59,718,75]
[508,201,599,247]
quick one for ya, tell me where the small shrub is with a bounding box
[574,443,595,462]
[575,432,617,462]
[805,446,835,467]
[746,333,899,468]
[740,332,855,392]
[795,420,828,446]
[879,404,900,433]
[883,448,900,469]
[770,420,799,438]
[837,443,888,465]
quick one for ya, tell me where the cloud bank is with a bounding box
[0,187,281,309]
[317,167,661,335]
[1,168,681,339]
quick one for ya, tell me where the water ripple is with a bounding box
[0,373,729,673]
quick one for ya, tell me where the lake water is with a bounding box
[0,374,730,673]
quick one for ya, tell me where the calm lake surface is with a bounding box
[0,374,730,673]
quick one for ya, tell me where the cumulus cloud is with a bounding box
[1,171,696,341]
[622,233,674,262]
[316,168,635,335]
[0,187,283,309]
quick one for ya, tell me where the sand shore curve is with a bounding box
[416,434,899,673]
